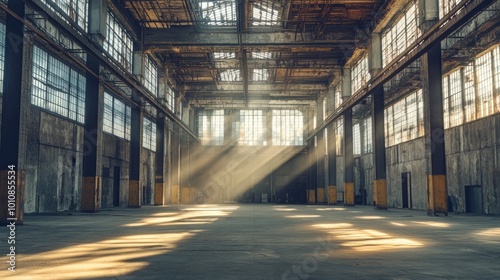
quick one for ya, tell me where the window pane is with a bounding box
[476,51,494,118]
[31,46,85,123]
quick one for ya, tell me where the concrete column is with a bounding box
[368,33,382,77]
[0,0,27,225]
[343,108,354,206]
[179,136,193,203]
[422,45,448,216]
[154,114,167,205]
[182,102,190,124]
[372,87,387,209]
[316,99,326,203]
[171,125,180,204]
[128,102,143,208]
[307,138,317,204]
[165,121,173,204]
[81,53,104,213]
[420,0,448,216]
[327,122,337,205]
[266,109,273,146]
[418,0,440,31]
[88,0,107,43]
[326,87,336,116]
[342,67,352,99]
[224,110,233,145]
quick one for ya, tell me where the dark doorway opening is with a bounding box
[113,166,120,207]
[402,173,412,208]
[465,185,482,214]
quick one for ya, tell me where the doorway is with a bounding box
[401,173,412,208]
[465,185,482,214]
[113,166,120,207]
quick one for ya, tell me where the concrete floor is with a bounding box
[1,204,499,280]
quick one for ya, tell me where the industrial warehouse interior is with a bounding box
[0,0,499,279]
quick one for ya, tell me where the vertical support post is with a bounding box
[372,88,387,209]
[316,98,326,203]
[368,33,382,77]
[344,108,354,206]
[420,0,447,216]
[266,109,273,146]
[128,102,143,208]
[155,114,166,205]
[81,54,103,213]
[422,45,448,215]
[171,125,180,204]
[165,122,173,204]
[0,0,27,224]
[307,138,316,204]
[327,122,337,205]
[326,87,337,204]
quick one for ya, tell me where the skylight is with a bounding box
[251,1,281,26]
[220,69,240,81]
[252,52,273,59]
[253,69,268,81]
[214,52,236,59]
[200,0,236,26]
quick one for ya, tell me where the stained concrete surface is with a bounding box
[1,204,499,279]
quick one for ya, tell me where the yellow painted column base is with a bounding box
[327,186,337,205]
[307,189,316,204]
[154,182,164,206]
[171,185,180,204]
[128,180,141,208]
[81,176,101,213]
[427,175,448,216]
[317,188,325,204]
[373,179,387,210]
[0,170,25,225]
[344,183,354,206]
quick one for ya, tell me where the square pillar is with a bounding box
[81,54,104,212]
[0,0,27,225]
[171,125,181,204]
[154,114,167,205]
[422,45,448,216]
[128,102,143,208]
[372,87,387,209]
[343,108,354,206]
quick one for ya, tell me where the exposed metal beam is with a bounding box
[308,0,495,140]
[186,94,318,101]
[143,26,356,49]
[184,83,327,92]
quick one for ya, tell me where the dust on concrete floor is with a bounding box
[1,204,499,279]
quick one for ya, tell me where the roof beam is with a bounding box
[143,26,356,49]
[184,83,327,92]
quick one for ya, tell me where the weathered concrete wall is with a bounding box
[23,111,84,213]
[142,148,156,205]
[335,156,344,200]
[445,114,500,214]
[101,133,130,208]
[354,153,374,205]
[385,138,427,210]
